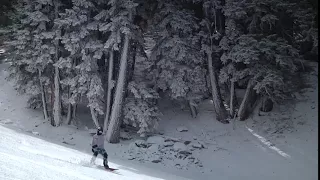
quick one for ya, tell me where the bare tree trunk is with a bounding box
[53,0,61,126]
[72,103,77,123]
[50,82,55,126]
[53,67,61,126]
[229,80,235,116]
[237,80,254,120]
[66,104,72,125]
[188,100,197,118]
[207,52,229,123]
[39,70,49,122]
[90,107,100,128]
[106,33,130,143]
[103,51,114,133]
[66,87,72,125]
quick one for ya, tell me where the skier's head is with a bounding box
[97,127,103,135]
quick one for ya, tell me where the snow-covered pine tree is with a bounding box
[92,0,120,134]
[123,81,161,136]
[221,0,303,120]
[145,0,208,119]
[219,0,247,117]
[7,0,60,125]
[102,0,138,143]
[291,0,318,61]
[198,0,229,123]
[55,0,105,127]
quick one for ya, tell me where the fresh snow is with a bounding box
[0,61,318,180]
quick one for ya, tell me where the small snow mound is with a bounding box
[148,144,160,153]
[176,126,188,132]
[0,119,13,124]
[147,136,165,145]
[150,155,162,163]
[173,142,188,152]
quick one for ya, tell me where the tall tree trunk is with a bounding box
[106,33,130,143]
[53,66,61,126]
[53,0,61,126]
[50,82,55,126]
[237,80,255,120]
[188,100,197,118]
[229,80,235,116]
[103,51,114,133]
[207,52,229,123]
[90,106,100,128]
[39,70,48,122]
[66,87,72,125]
[72,103,77,123]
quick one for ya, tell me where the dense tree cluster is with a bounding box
[4,0,318,143]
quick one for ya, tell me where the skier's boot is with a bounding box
[103,158,109,169]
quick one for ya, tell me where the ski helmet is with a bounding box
[97,127,103,135]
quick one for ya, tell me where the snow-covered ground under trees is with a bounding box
[0,60,318,180]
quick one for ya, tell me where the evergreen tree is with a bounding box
[55,0,105,127]
[146,0,208,118]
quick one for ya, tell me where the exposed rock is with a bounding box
[190,142,203,149]
[193,136,197,140]
[163,136,181,142]
[151,159,161,163]
[120,131,132,140]
[164,141,174,147]
[179,150,192,155]
[149,154,162,163]
[198,141,207,149]
[134,139,148,148]
[62,141,75,146]
[184,141,191,145]
[127,155,135,160]
[177,126,188,132]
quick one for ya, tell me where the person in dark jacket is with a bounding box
[90,127,109,168]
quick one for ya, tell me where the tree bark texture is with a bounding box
[207,52,229,123]
[39,69,49,122]
[52,0,61,126]
[106,33,130,143]
[229,80,235,116]
[188,100,198,118]
[103,50,114,133]
[90,106,100,128]
[66,87,72,125]
[237,80,257,120]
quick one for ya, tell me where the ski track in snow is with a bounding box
[246,126,291,158]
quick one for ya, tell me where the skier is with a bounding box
[90,127,109,169]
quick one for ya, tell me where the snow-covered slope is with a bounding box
[0,62,318,180]
[0,125,191,180]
